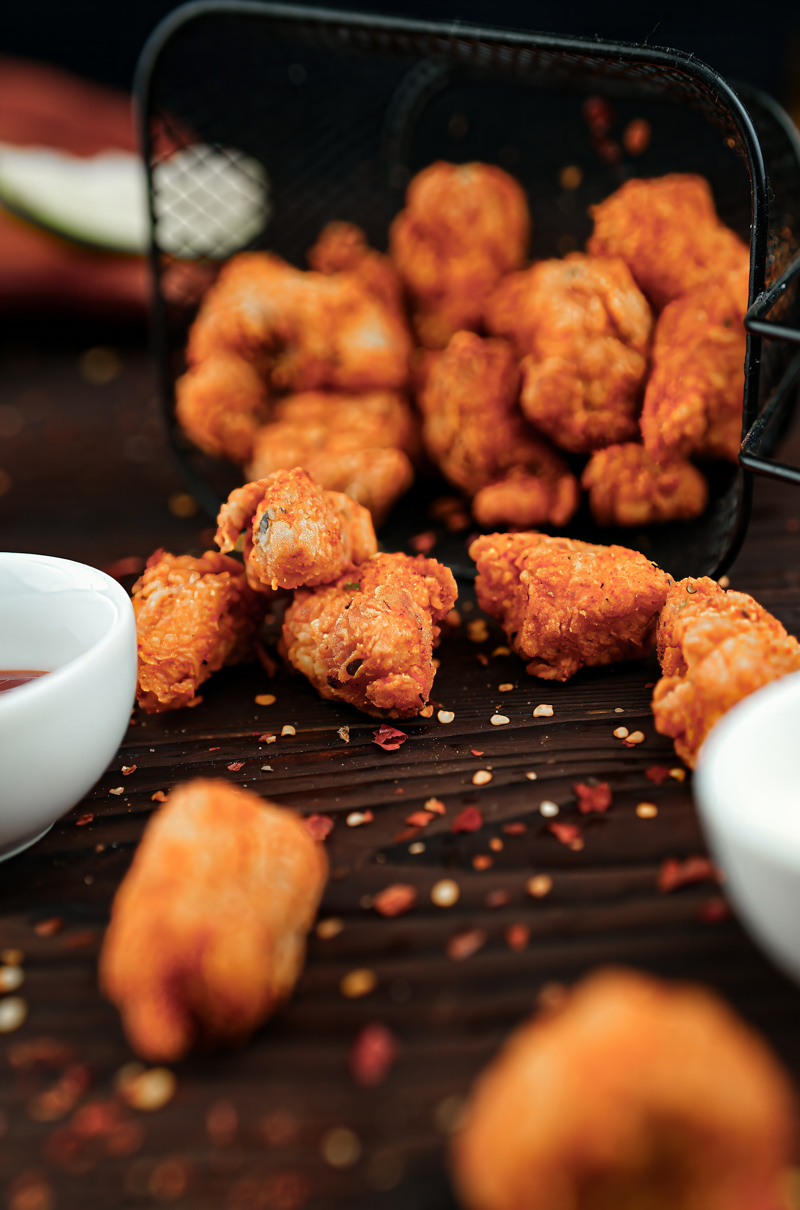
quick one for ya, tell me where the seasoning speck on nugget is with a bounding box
[133,550,265,712]
[470,532,670,680]
[100,779,328,1061]
[452,967,796,1210]
[653,577,800,766]
[283,552,457,717]
[486,253,653,453]
[390,161,530,350]
[216,468,377,592]
[582,444,708,527]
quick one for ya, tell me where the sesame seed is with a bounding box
[119,1066,176,1111]
[346,811,373,827]
[340,969,377,998]
[670,767,686,782]
[0,968,23,992]
[614,707,625,713]
[281,724,296,736]
[525,771,538,781]
[539,800,559,817]
[261,765,273,772]
[109,787,125,796]
[431,879,460,907]
[490,714,510,726]
[472,770,493,786]
[626,731,645,744]
[613,726,629,739]
[498,683,514,692]
[636,802,658,818]
[437,709,455,724]
[526,874,553,898]
[0,997,26,1032]
[255,694,276,705]
[408,842,425,854]
[424,797,446,814]
[533,704,553,717]
[316,917,344,939]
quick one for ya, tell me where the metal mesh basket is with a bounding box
[136,1,800,580]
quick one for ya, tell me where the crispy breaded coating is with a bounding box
[452,967,796,1210]
[174,351,270,464]
[390,161,530,350]
[182,250,412,397]
[307,221,404,315]
[216,468,376,593]
[640,267,748,463]
[582,443,708,526]
[247,389,418,523]
[486,253,653,453]
[588,173,750,311]
[282,552,457,717]
[419,331,580,526]
[653,577,800,766]
[100,779,328,1062]
[132,549,265,713]
[470,532,670,680]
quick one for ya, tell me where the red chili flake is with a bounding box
[452,806,483,834]
[33,917,64,937]
[470,749,485,757]
[62,930,98,950]
[102,555,145,581]
[350,1021,398,1087]
[405,810,433,828]
[121,764,137,776]
[75,814,94,827]
[548,822,582,846]
[582,95,615,134]
[373,724,408,751]
[484,889,511,909]
[227,761,245,772]
[446,928,487,961]
[208,746,221,752]
[573,782,612,814]
[645,766,671,785]
[151,791,168,803]
[373,884,417,917]
[698,895,731,923]
[657,855,720,893]
[303,814,334,842]
[410,530,437,554]
[623,117,651,155]
[505,923,530,951]
[394,787,405,794]
[502,822,527,836]
[394,827,420,843]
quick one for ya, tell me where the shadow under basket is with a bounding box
[136,1,800,582]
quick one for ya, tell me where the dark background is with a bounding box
[4,0,800,106]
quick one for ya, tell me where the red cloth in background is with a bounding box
[0,57,147,315]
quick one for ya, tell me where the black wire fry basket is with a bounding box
[136,1,800,581]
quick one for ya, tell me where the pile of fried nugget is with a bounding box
[176,163,750,531]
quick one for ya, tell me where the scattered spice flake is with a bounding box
[446,608,462,627]
[394,827,419,843]
[503,822,527,836]
[255,693,276,706]
[485,889,511,908]
[121,764,137,776]
[424,797,446,815]
[346,810,374,827]
[373,884,417,917]
[437,709,455,724]
[472,770,493,786]
[505,923,530,951]
[405,810,433,828]
[208,746,220,752]
[476,653,489,666]
[316,917,344,940]
[281,725,296,737]
[257,733,276,744]
[340,968,378,998]
[431,878,460,908]
[109,787,125,796]
[447,928,487,961]
[75,814,94,827]
[698,896,731,923]
[490,714,510,726]
[373,724,407,751]
[489,837,503,852]
[539,800,560,818]
[670,767,686,782]
[151,790,169,803]
[467,619,489,643]
[645,766,671,785]
[408,841,425,854]
[636,802,658,819]
[533,704,553,718]
[0,998,27,1032]
[525,771,538,781]
[492,646,511,657]
[498,683,514,693]
[548,822,582,847]
[718,574,731,589]
[410,530,437,553]
[573,782,612,814]
[337,726,350,743]
[350,1022,399,1087]
[419,704,434,718]
[613,726,629,739]
[394,787,405,794]
[623,730,645,746]
[527,873,553,898]
[255,640,277,678]
[304,814,334,841]
[658,855,720,893]
[470,749,485,757]
[34,918,64,937]
[452,806,483,833]
[118,1066,176,1112]
[62,930,98,951]
[623,117,651,155]
[227,761,245,772]
[186,695,203,708]
[472,855,493,871]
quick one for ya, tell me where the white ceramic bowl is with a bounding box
[695,669,800,983]
[0,553,137,860]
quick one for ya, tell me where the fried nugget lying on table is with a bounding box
[389,161,530,349]
[282,552,457,717]
[486,253,653,452]
[100,779,328,1062]
[216,468,377,593]
[588,173,750,311]
[133,550,265,712]
[653,577,800,766]
[419,331,580,528]
[452,967,796,1210]
[582,443,708,527]
[470,532,671,680]
[247,389,418,524]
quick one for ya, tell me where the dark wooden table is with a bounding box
[3,317,800,1210]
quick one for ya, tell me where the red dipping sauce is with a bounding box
[0,670,49,693]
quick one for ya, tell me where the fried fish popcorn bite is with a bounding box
[389,161,530,350]
[452,967,796,1210]
[100,780,328,1062]
[470,532,670,681]
[653,577,800,767]
[175,351,270,464]
[582,443,708,527]
[282,552,457,717]
[133,550,265,713]
[216,468,376,592]
[588,173,750,311]
[486,254,653,453]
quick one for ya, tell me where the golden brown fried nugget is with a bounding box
[100,779,328,1062]
[307,220,404,314]
[653,577,800,766]
[216,468,376,592]
[132,550,265,713]
[641,268,748,463]
[486,253,653,453]
[175,351,269,464]
[582,443,708,526]
[283,552,457,717]
[390,161,530,349]
[470,532,670,680]
[419,331,580,526]
[452,967,796,1210]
